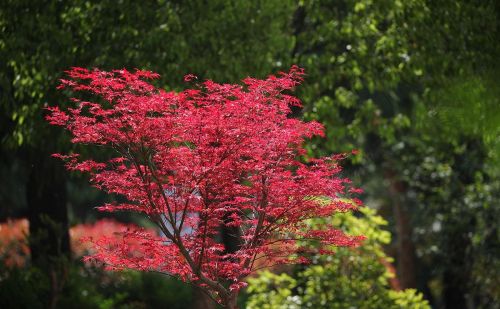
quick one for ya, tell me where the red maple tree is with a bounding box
[46,66,364,308]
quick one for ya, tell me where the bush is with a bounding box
[246,207,430,309]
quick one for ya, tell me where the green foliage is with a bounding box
[388,289,430,309]
[246,208,430,309]
[395,135,500,306]
[0,266,48,309]
[292,1,499,307]
[0,263,193,309]
[421,72,500,162]
[246,272,298,309]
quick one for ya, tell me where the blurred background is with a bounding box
[0,1,499,308]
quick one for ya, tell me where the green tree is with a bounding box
[290,0,500,307]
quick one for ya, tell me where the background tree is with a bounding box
[288,1,499,307]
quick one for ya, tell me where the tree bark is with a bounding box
[226,293,239,309]
[386,169,417,289]
[191,213,242,309]
[26,147,70,308]
[27,149,70,262]
[191,286,216,309]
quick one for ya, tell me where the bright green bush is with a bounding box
[246,207,430,309]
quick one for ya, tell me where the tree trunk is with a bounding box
[26,147,70,308]
[191,286,216,309]
[191,214,242,309]
[226,293,239,309]
[386,170,417,289]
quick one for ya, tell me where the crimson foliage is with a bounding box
[47,66,363,308]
